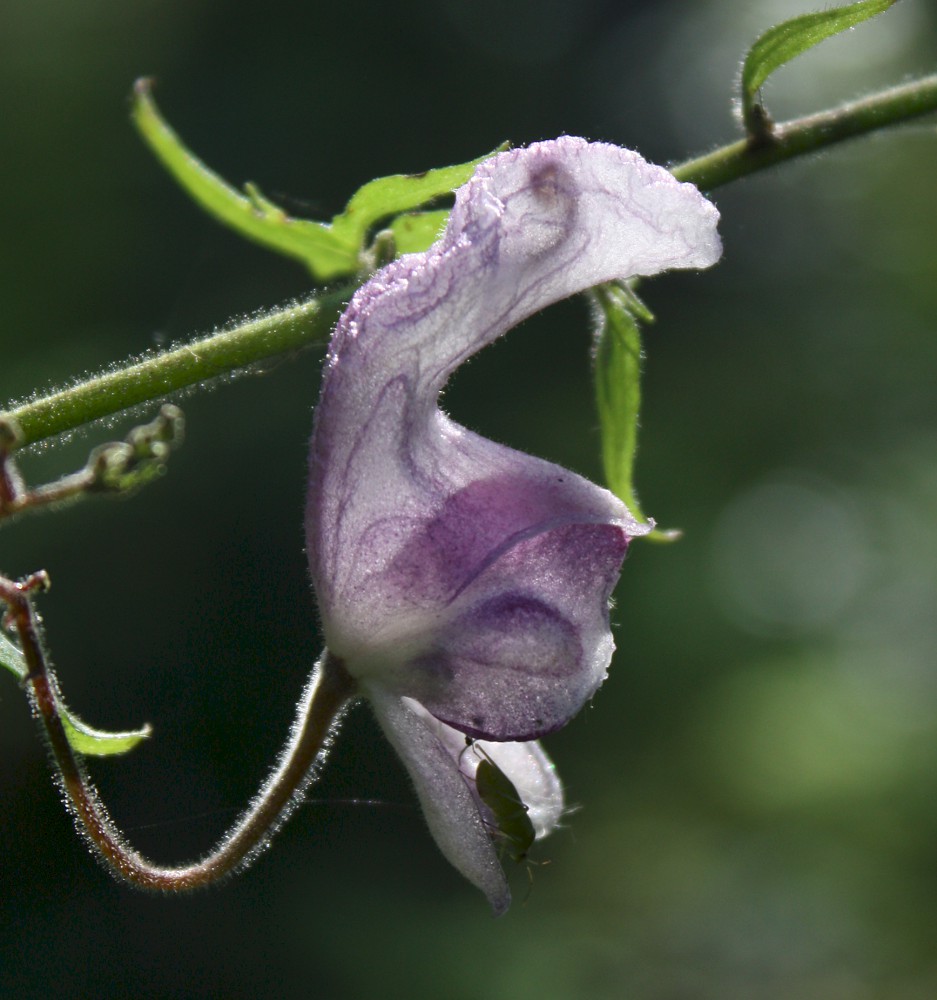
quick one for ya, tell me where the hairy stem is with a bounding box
[672,74,937,191]
[4,289,349,450]
[3,75,936,449]
[1,573,357,890]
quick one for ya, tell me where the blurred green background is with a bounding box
[2,0,937,997]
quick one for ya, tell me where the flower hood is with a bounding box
[306,137,721,909]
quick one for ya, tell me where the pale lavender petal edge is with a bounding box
[367,688,511,915]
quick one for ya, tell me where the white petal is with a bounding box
[367,688,511,914]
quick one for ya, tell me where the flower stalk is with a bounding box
[1,570,357,890]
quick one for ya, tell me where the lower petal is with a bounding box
[367,688,511,914]
[402,522,629,740]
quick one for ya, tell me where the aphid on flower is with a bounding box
[462,738,536,864]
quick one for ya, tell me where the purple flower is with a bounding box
[306,137,720,910]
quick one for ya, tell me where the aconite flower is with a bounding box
[306,137,721,911]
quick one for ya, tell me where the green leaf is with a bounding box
[131,79,357,281]
[740,0,901,137]
[132,79,504,280]
[0,629,26,683]
[329,146,506,249]
[61,713,152,758]
[387,210,451,256]
[593,285,679,543]
[0,631,150,756]
[593,284,646,516]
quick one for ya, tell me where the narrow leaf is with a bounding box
[593,284,646,517]
[0,629,26,682]
[329,144,508,248]
[387,210,450,256]
[131,79,357,280]
[61,713,152,757]
[593,285,679,542]
[740,0,900,136]
[0,631,150,756]
[133,81,505,280]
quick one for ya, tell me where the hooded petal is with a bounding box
[307,137,721,737]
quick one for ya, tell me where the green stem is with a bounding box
[4,75,936,449]
[672,74,937,191]
[4,288,350,449]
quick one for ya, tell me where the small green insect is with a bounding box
[470,744,536,864]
